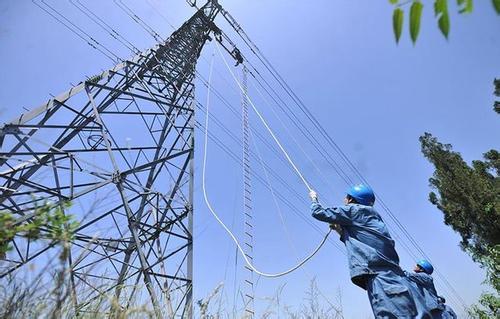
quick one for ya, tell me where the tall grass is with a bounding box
[195,279,344,319]
[1,267,344,319]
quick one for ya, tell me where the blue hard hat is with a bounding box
[347,184,375,206]
[417,260,434,274]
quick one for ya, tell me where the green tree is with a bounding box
[419,133,499,317]
[494,78,500,114]
[389,0,500,44]
[420,133,499,257]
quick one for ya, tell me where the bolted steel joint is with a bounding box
[112,171,123,184]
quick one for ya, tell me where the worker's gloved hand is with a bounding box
[330,223,343,236]
[309,190,318,202]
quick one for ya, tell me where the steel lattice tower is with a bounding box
[0,1,220,318]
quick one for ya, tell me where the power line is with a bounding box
[32,0,120,63]
[216,42,313,192]
[69,0,141,54]
[102,5,341,258]
[113,0,163,42]
[200,55,332,277]
[218,12,468,310]
[194,114,344,253]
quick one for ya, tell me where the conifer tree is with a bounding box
[419,80,499,316]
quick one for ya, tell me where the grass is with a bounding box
[1,266,344,319]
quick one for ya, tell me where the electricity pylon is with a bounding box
[0,1,220,317]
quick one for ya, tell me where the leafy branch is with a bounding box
[390,0,500,44]
[0,201,78,258]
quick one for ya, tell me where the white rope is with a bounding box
[249,79,338,200]
[202,47,331,278]
[215,42,313,192]
[250,128,344,309]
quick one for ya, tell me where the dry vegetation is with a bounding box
[1,262,344,319]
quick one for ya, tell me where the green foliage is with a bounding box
[0,201,78,257]
[495,78,500,114]
[481,245,500,292]
[410,1,424,43]
[468,291,500,318]
[0,213,16,255]
[390,0,499,44]
[393,8,404,43]
[467,245,500,318]
[435,0,450,38]
[420,133,500,316]
[494,0,500,14]
[420,133,499,257]
[457,0,474,14]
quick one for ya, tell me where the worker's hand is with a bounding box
[309,190,318,202]
[330,223,343,236]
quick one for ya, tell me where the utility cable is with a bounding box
[222,16,467,309]
[33,0,120,63]
[69,0,141,54]
[144,0,177,30]
[249,126,342,311]
[195,111,342,252]
[193,54,345,251]
[212,45,413,276]
[113,0,163,42]
[249,78,338,199]
[123,4,324,199]
[240,61,437,277]
[215,42,313,192]
[202,48,331,278]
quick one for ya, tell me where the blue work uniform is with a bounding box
[311,202,418,318]
[441,304,457,319]
[406,272,444,318]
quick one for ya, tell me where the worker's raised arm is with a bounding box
[310,201,352,225]
[308,190,352,224]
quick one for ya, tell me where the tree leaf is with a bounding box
[410,1,424,44]
[458,0,474,13]
[435,0,446,17]
[466,0,474,13]
[435,0,450,38]
[393,8,404,43]
[439,10,450,38]
[389,0,399,4]
[493,0,500,14]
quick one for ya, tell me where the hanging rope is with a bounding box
[202,47,331,278]
[215,42,313,192]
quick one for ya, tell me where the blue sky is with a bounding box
[1,0,499,317]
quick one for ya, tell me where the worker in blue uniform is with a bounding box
[438,296,457,319]
[405,260,444,318]
[309,184,419,318]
